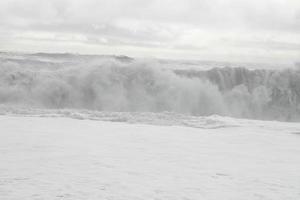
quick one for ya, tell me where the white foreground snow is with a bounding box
[0,115,300,200]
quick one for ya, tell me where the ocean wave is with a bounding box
[0,52,299,121]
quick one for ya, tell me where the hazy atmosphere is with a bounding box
[1,1,300,200]
[1,0,299,64]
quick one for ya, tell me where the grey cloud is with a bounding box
[0,0,299,64]
[2,0,299,30]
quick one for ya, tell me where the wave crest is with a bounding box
[0,53,300,121]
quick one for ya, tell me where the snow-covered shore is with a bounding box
[1,115,300,200]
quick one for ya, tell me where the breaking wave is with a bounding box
[0,52,299,121]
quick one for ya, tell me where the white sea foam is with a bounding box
[0,52,299,121]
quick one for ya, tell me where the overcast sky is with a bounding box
[0,0,299,64]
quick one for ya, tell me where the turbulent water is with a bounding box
[0,52,299,121]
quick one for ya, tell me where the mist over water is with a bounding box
[0,52,299,121]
